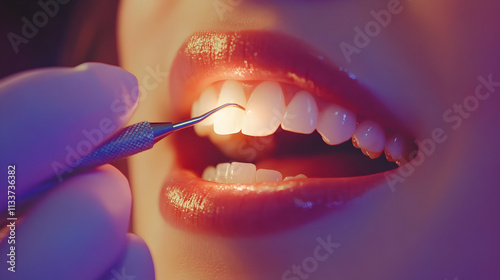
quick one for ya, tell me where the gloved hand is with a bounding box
[0,63,155,280]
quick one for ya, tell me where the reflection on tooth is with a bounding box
[202,166,216,181]
[194,87,218,136]
[352,137,360,148]
[283,174,308,181]
[361,149,382,159]
[191,100,199,119]
[385,135,403,162]
[316,104,357,145]
[215,163,230,183]
[255,169,283,182]
[353,120,385,153]
[385,150,395,162]
[229,162,256,183]
[214,80,247,135]
[281,91,318,134]
[242,81,285,136]
[385,135,411,165]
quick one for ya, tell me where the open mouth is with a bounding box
[160,31,416,236]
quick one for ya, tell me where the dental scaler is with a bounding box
[72,103,244,169]
[17,103,244,204]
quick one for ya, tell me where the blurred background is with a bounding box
[1,0,132,179]
[0,0,118,78]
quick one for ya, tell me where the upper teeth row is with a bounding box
[191,80,410,163]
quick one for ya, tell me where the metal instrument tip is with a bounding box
[172,103,245,130]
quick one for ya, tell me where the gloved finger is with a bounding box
[99,233,155,280]
[0,165,131,280]
[0,62,138,198]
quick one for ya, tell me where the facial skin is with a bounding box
[118,1,500,279]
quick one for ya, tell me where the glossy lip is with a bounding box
[161,169,388,236]
[161,30,412,236]
[169,30,410,134]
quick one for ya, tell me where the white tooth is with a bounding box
[283,174,308,181]
[242,81,285,136]
[281,91,318,134]
[229,162,256,183]
[191,100,199,118]
[191,100,206,135]
[202,166,216,181]
[255,169,283,182]
[361,149,382,159]
[214,163,231,183]
[385,135,411,165]
[194,86,218,136]
[214,80,247,135]
[352,136,360,148]
[385,135,403,162]
[353,120,385,153]
[316,104,356,145]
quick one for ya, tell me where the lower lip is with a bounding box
[159,169,388,236]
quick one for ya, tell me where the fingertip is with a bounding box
[0,64,139,195]
[75,62,139,113]
[99,233,155,280]
[58,164,132,222]
[0,165,132,279]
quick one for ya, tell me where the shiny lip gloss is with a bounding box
[160,30,413,236]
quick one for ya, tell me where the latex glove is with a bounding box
[0,63,155,280]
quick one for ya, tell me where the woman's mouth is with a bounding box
[160,30,416,236]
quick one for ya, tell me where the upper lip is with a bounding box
[161,30,411,236]
[170,30,410,134]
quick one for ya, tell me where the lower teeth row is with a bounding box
[202,162,307,184]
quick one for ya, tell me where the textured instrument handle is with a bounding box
[77,121,155,169]
[14,122,155,207]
